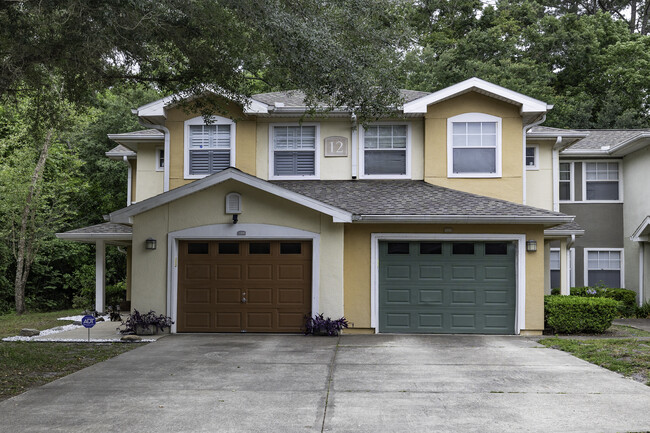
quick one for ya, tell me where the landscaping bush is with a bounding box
[636,301,650,319]
[550,287,560,296]
[304,314,349,336]
[570,286,637,317]
[544,295,619,334]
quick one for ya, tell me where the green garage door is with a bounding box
[379,241,516,334]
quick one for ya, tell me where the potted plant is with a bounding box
[119,309,174,335]
[304,313,349,336]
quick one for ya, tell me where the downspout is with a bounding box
[567,234,576,289]
[640,242,645,307]
[138,119,170,192]
[123,155,132,207]
[552,136,563,212]
[522,114,546,205]
[351,112,358,179]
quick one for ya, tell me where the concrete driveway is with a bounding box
[1,334,650,432]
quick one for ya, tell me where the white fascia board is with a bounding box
[137,91,270,117]
[109,168,353,224]
[544,229,585,237]
[353,214,574,226]
[107,133,163,143]
[610,134,650,156]
[631,216,650,241]
[56,233,132,241]
[560,149,609,157]
[403,77,550,114]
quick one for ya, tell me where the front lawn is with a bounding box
[539,337,650,386]
[0,310,140,401]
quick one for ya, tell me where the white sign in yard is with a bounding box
[81,315,96,342]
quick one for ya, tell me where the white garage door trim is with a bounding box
[167,223,320,333]
[370,233,526,334]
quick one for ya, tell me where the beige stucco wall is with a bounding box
[130,179,345,318]
[343,224,546,334]
[623,146,650,301]
[423,92,524,203]
[133,144,164,203]
[526,140,554,211]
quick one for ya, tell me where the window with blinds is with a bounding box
[272,125,316,176]
[189,124,232,175]
[363,125,407,176]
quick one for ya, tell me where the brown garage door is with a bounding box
[178,240,312,333]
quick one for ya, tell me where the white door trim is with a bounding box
[167,223,320,333]
[370,233,527,334]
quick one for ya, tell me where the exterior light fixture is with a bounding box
[145,238,157,250]
[526,240,537,252]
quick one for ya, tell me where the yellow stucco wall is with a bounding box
[423,92,524,203]
[130,179,345,318]
[526,140,554,211]
[343,224,546,333]
[133,144,163,203]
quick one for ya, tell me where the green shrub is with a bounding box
[637,301,650,319]
[106,281,126,308]
[550,287,560,296]
[544,295,619,334]
[570,286,637,317]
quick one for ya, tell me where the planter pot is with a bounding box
[135,324,159,335]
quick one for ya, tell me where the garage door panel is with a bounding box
[178,240,311,333]
[379,241,515,334]
[386,265,411,279]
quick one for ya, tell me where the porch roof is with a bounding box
[56,222,132,244]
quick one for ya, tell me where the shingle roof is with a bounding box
[106,145,136,156]
[566,129,650,150]
[109,129,164,138]
[270,180,569,219]
[61,222,132,235]
[251,90,431,107]
[544,221,584,233]
[528,126,585,136]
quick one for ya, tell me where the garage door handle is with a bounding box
[241,297,247,303]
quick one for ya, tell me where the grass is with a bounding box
[539,337,650,386]
[0,310,141,401]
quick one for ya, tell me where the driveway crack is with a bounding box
[321,336,340,433]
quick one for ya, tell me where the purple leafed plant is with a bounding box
[120,309,174,335]
[304,313,349,336]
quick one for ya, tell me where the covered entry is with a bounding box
[178,240,312,332]
[378,240,517,334]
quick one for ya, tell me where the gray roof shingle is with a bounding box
[566,129,650,150]
[544,221,584,233]
[110,129,164,137]
[251,90,431,107]
[270,180,569,219]
[61,222,132,235]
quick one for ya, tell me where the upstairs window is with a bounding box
[184,116,236,179]
[270,124,318,178]
[585,162,620,201]
[361,124,409,178]
[525,146,538,170]
[586,249,622,288]
[156,147,164,171]
[448,113,501,177]
[559,162,572,201]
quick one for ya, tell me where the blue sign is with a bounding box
[81,315,96,329]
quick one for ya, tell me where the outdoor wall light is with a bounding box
[526,240,537,252]
[145,238,157,250]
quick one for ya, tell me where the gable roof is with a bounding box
[251,89,430,108]
[105,144,137,160]
[402,78,552,123]
[56,222,132,244]
[561,129,650,156]
[631,216,650,241]
[107,129,164,146]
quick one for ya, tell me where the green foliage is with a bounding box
[544,295,620,334]
[570,286,637,317]
[637,301,650,319]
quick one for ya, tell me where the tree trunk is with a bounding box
[631,0,637,33]
[14,129,53,314]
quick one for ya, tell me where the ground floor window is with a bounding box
[586,249,623,288]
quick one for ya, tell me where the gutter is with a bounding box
[552,136,562,212]
[353,214,574,225]
[522,114,547,205]
[123,156,132,207]
[351,113,358,179]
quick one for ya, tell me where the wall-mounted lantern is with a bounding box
[145,238,157,250]
[526,240,537,252]
[225,192,242,224]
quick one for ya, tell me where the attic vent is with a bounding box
[225,192,242,214]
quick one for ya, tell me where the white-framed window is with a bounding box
[550,247,575,289]
[269,123,319,179]
[525,146,538,170]
[359,123,411,179]
[583,161,622,202]
[447,113,502,178]
[584,248,624,288]
[559,161,573,201]
[155,147,164,171]
[184,115,236,179]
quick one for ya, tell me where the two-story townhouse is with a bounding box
[549,130,650,305]
[58,78,576,336]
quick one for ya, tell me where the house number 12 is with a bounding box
[324,136,349,157]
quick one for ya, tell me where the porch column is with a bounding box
[95,240,105,313]
[560,239,569,295]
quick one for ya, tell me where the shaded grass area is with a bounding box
[0,309,81,339]
[0,310,141,401]
[0,342,137,401]
[539,338,650,386]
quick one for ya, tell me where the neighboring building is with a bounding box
[58,78,591,336]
